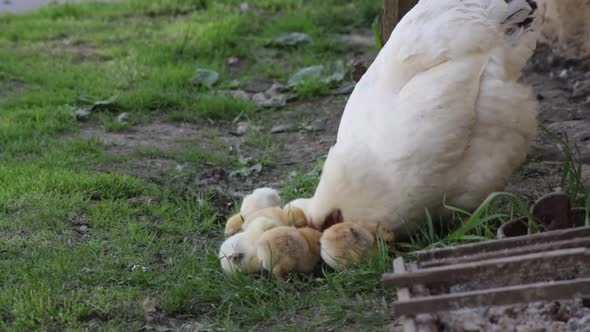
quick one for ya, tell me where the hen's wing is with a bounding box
[339,55,488,175]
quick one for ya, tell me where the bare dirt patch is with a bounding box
[82,122,209,156]
[80,96,346,197]
[81,122,229,179]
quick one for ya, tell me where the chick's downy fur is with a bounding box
[240,188,281,217]
[256,226,322,278]
[219,217,281,273]
[242,207,284,230]
[320,222,394,271]
[281,198,311,227]
[224,213,244,238]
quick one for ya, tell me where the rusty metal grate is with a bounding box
[383,226,590,332]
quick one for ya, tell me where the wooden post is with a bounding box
[379,0,418,46]
[380,0,398,47]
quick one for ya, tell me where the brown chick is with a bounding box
[281,198,311,227]
[320,222,395,271]
[242,207,285,230]
[224,213,244,238]
[281,205,308,228]
[256,226,322,278]
[358,223,396,250]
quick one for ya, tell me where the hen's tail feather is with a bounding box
[503,0,538,33]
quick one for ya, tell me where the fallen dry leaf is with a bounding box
[351,62,368,82]
[230,163,263,177]
[70,95,118,120]
[271,32,312,47]
[143,296,160,322]
[190,68,219,88]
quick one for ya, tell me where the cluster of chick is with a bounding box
[218,188,395,278]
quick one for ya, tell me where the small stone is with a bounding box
[559,69,568,78]
[179,322,205,331]
[79,225,88,232]
[228,89,250,101]
[548,321,566,332]
[515,325,532,332]
[567,318,579,331]
[580,314,590,325]
[502,306,519,318]
[462,322,481,332]
[572,81,590,98]
[239,2,249,11]
[555,306,572,322]
[251,92,287,108]
[575,306,590,318]
[271,124,295,134]
[266,82,285,95]
[542,301,561,316]
[230,121,250,136]
[497,317,516,329]
[243,79,273,93]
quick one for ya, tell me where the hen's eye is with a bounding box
[230,253,244,262]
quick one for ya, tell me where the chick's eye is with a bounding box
[230,253,244,262]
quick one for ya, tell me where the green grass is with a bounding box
[1,0,587,330]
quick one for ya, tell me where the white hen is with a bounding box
[309,0,539,234]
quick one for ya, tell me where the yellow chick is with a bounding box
[242,207,285,230]
[281,198,311,227]
[256,226,322,278]
[320,222,395,271]
[240,187,281,217]
[219,217,282,274]
[224,213,244,238]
